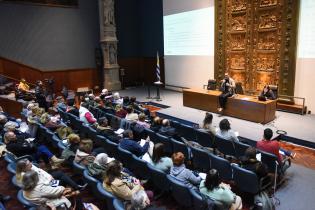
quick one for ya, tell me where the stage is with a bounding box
[120,87,315,145]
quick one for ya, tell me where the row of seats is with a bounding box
[57,107,275,209]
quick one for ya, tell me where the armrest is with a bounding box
[259,176,272,192]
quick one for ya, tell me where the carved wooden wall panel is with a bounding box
[215,0,299,96]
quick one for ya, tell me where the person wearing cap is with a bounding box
[87,153,113,180]
[218,73,235,112]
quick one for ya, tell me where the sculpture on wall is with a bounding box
[260,0,277,7]
[231,34,245,50]
[259,13,277,29]
[103,0,115,26]
[231,17,246,31]
[230,55,245,70]
[231,0,246,11]
[257,32,276,50]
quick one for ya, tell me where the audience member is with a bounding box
[200,112,216,134]
[240,147,268,179]
[125,106,139,122]
[119,130,150,157]
[4,131,64,168]
[87,153,112,180]
[136,113,150,129]
[150,143,173,173]
[158,119,179,140]
[16,158,85,191]
[256,128,294,164]
[66,99,79,116]
[35,80,48,111]
[113,92,123,105]
[61,133,81,162]
[199,169,242,210]
[150,116,162,132]
[103,160,146,201]
[170,152,201,189]
[79,102,97,125]
[96,117,120,143]
[18,78,30,92]
[216,119,239,142]
[115,104,128,118]
[74,139,96,166]
[22,170,73,209]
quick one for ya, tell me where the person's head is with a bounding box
[138,113,146,122]
[131,190,150,210]
[94,153,109,167]
[244,147,257,160]
[0,106,3,112]
[102,89,108,95]
[67,133,80,145]
[94,96,101,104]
[67,99,75,107]
[79,139,93,154]
[80,102,89,109]
[224,73,229,80]
[22,170,39,191]
[4,131,17,144]
[21,78,26,83]
[126,106,134,114]
[162,119,170,127]
[153,116,161,125]
[152,143,166,163]
[16,159,33,180]
[88,94,95,100]
[4,121,17,132]
[172,152,185,166]
[105,160,123,185]
[40,113,50,124]
[98,117,108,127]
[204,169,220,191]
[123,129,133,139]
[263,128,273,140]
[113,92,120,100]
[203,112,213,126]
[130,96,137,103]
[36,80,43,86]
[115,104,122,111]
[0,114,7,125]
[219,119,231,131]
[263,85,270,93]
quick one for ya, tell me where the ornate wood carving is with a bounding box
[215,0,299,96]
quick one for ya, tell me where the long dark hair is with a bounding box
[219,119,231,131]
[105,160,122,185]
[152,143,166,163]
[203,112,213,127]
[204,169,220,191]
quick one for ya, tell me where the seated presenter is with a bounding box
[218,73,235,112]
[260,85,276,100]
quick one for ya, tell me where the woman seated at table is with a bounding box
[259,85,276,100]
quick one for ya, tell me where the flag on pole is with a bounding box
[156,51,161,82]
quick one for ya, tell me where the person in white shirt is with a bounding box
[216,119,239,142]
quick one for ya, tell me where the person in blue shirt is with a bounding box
[119,130,150,157]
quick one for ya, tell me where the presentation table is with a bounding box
[183,88,276,124]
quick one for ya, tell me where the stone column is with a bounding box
[99,0,121,90]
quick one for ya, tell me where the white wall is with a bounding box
[295,59,315,112]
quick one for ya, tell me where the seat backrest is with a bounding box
[7,162,17,175]
[231,164,259,194]
[145,128,159,144]
[83,170,98,187]
[209,153,232,181]
[17,189,37,208]
[72,160,86,175]
[215,136,236,157]
[156,133,173,155]
[260,151,277,173]
[190,146,211,172]
[207,79,217,90]
[178,123,197,141]
[87,126,97,140]
[147,163,169,191]
[104,139,118,158]
[235,141,250,158]
[196,130,215,148]
[235,82,244,94]
[131,154,150,179]
[269,85,278,99]
[167,174,193,208]
[117,146,133,166]
[96,182,116,210]
[171,138,189,160]
[113,199,125,210]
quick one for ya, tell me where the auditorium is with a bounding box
[0,0,314,209]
